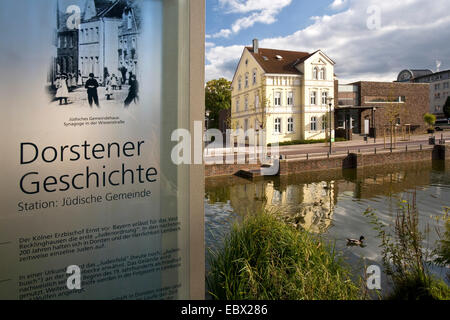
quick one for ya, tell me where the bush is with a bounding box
[424,113,436,130]
[207,212,363,300]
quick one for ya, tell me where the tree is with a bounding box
[205,78,232,129]
[384,86,403,150]
[424,113,436,131]
[444,96,450,119]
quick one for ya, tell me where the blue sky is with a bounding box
[205,0,450,83]
[207,0,333,48]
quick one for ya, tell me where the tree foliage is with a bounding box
[205,78,232,129]
[424,113,436,129]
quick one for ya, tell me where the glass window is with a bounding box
[319,68,326,80]
[244,97,248,111]
[238,78,242,90]
[287,117,294,133]
[274,92,281,106]
[322,91,328,105]
[311,117,317,131]
[287,92,293,106]
[311,91,317,105]
[245,73,249,88]
[253,71,257,85]
[313,67,318,80]
[236,100,240,112]
[275,118,281,133]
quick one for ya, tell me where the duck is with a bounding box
[347,236,365,246]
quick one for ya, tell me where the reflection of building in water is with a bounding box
[354,168,432,199]
[265,181,337,233]
[227,179,337,233]
[229,182,267,217]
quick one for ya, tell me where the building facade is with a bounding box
[56,11,79,77]
[336,81,430,136]
[397,69,450,115]
[118,3,141,80]
[78,0,126,83]
[230,40,336,145]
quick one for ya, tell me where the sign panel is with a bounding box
[0,0,192,300]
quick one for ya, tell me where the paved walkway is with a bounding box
[204,132,450,160]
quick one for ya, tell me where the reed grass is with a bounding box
[207,212,363,300]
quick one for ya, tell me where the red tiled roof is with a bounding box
[246,47,316,75]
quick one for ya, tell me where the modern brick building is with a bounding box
[336,81,430,138]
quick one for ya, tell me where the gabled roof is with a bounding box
[100,0,127,18]
[94,0,115,15]
[246,47,313,75]
[83,0,125,21]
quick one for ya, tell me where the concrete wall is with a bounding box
[205,145,449,178]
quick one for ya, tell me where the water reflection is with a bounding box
[205,161,450,287]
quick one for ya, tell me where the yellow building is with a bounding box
[231,40,336,144]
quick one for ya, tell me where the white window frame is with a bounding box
[313,67,318,80]
[319,68,326,80]
[287,117,294,133]
[287,92,294,106]
[274,118,281,134]
[244,96,249,111]
[322,91,328,105]
[252,70,257,85]
[310,116,317,131]
[274,92,282,106]
[245,73,249,88]
[238,77,242,91]
[311,91,317,105]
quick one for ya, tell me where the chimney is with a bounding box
[253,39,259,54]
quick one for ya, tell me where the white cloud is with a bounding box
[206,0,450,83]
[209,0,292,38]
[330,0,348,10]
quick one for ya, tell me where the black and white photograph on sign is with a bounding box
[48,0,141,109]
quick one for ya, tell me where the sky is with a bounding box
[205,0,450,83]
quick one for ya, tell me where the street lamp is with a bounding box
[326,97,334,154]
[373,107,377,144]
[205,110,211,130]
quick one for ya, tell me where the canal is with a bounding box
[205,161,450,293]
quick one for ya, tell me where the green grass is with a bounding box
[207,212,363,300]
[268,137,347,146]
